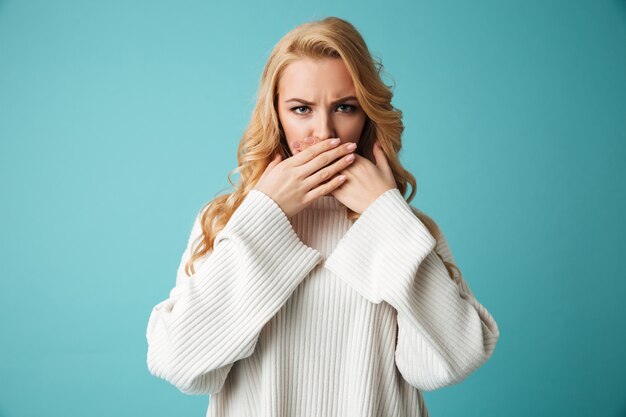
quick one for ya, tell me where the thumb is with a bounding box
[373,141,389,170]
[267,152,282,169]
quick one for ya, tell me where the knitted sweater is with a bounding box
[146,188,499,417]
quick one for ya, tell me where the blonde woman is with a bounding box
[146,16,499,417]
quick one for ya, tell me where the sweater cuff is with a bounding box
[324,188,436,304]
[221,189,316,247]
[169,189,323,299]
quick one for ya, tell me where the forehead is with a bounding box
[278,57,355,95]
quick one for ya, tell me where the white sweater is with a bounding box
[146,188,499,417]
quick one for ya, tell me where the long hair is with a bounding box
[184,16,456,279]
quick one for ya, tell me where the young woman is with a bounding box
[146,16,499,417]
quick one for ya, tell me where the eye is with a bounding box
[337,104,356,113]
[290,104,358,116]
[291,105,311,115]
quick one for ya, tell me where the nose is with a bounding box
[312,112,336,141]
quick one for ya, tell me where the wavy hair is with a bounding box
[184,16,458,280]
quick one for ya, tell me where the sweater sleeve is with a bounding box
[323,187,500,391]
[146,189,323,395]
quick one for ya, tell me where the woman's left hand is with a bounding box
[330,140,397,214]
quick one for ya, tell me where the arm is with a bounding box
[146,189,323,395]
[324,188,499,391]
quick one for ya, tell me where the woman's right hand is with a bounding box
[253,136,357,218]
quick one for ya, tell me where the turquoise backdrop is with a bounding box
[1,1,625,416]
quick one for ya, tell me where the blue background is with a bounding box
[1,1,625,416]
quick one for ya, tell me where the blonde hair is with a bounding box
[185,16,457,279]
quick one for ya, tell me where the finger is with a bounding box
[288,136,341,167]
[291,136,318,154]
[295,137,321,154]
[302,144,356,191]
[300,139,358,182]
[307,172,347,201]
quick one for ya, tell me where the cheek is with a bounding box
[281,121,310,152]
[280,117,302,139]
[338,115,367,143]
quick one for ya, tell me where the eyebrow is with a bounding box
[284,95,358,105]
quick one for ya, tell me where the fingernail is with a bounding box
[304,137,315,144]
[330,138,341,145]
[292,141,301,149]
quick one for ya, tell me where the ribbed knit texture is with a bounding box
[146,188,499,417]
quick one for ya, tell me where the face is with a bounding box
[276,57,368,156]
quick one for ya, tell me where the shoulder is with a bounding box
[184,203,212,257]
